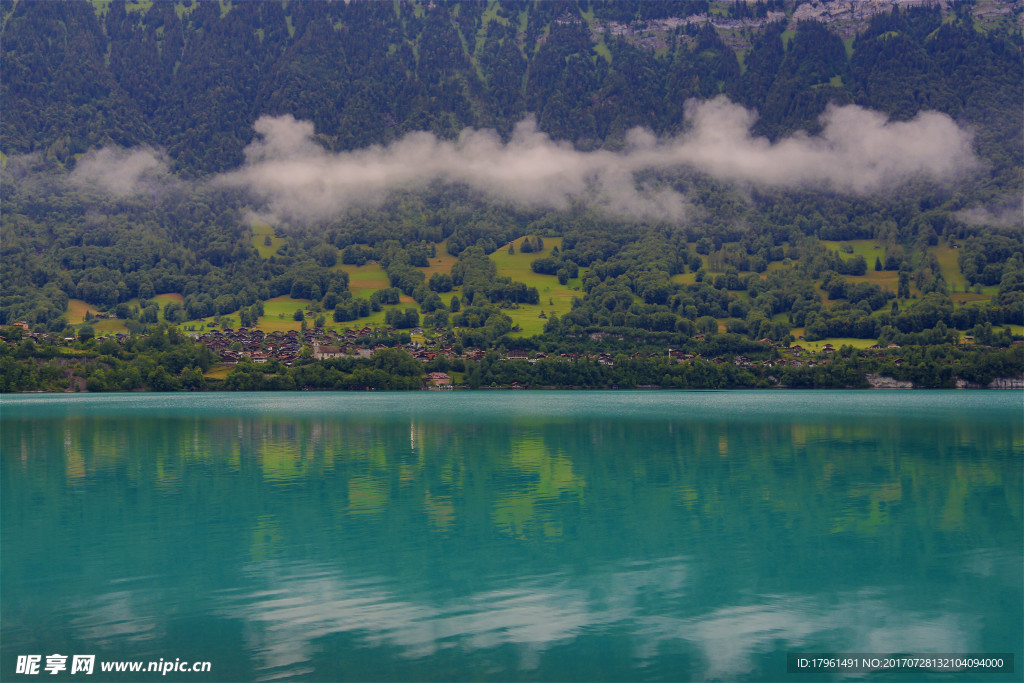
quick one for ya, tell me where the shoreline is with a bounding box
[4,382,1023,395]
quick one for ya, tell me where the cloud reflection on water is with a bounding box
[216,558,977,681]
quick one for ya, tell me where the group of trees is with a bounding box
[0,327,214,392]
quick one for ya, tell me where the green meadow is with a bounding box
[822,239,886,264]
[339,262,391,298]
[932,243,968,291]
[931,243,998,302]
[66,299,95,324]
[250,221,286,259]
[257,296,314,332]
[90,319,131,335]
[70,293,183,331]
[844,270,900,295]
[791,337,879,351]
[670,272,699,285]
[202,364,233,380]
[489,237,583,336]
[422,245,458,277]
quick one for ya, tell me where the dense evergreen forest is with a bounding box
[1,0,1021,391]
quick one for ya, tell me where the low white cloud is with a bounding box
[659,98,978,193]
[953,198,1024,228]
[218,98,978,224]
[69,146,172,197]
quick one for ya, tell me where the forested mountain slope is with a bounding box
[1,0,1021,391]
[2,0,1021,178]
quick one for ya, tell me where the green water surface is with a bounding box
[2,391,1021,681]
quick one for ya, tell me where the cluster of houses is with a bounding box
[0,322,976,379]
[668,349,832,369]
[190,326,395,365]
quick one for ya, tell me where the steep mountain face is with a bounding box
[1,0,1020,183]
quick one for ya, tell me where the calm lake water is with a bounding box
[2,391,1021,681]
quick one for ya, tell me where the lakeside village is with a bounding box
[7,320,1022,391]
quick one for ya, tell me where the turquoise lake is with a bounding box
[2,391,1021,681]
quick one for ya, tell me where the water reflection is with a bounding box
[212,557,993,681]
[2,392,1020,680]
[222,559,690,679]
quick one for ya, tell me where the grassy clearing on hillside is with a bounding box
[490,237,582,288]
[822,239,886,264]
[93,0,154,16]
[952,292,998,305]
[474,1,507,59]
[422,246,457,277]
[502,307,557,337]
[92,319,130,335]
[90,0,110,17]
[671,273,698,285]
[932,243,968,290]
[153,293,184,306]
[69,293,183,328]
[794,337,879,351]
[931,243,998,302]
[250,221,286,259]
[118,293,186,311]
[490,237,584,336]
[257,295,424,333]
[203,365,232,380]
[844,270,899,294]
[66,300,95,324]
[263,296,310,318]
[788,329,877,349]
[580,8,612,62]
[256,296,314,332]
[175,1,196,19]
[340,263,391,298]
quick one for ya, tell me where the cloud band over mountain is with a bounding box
[220,97,977,222]
[70,97,980,223]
